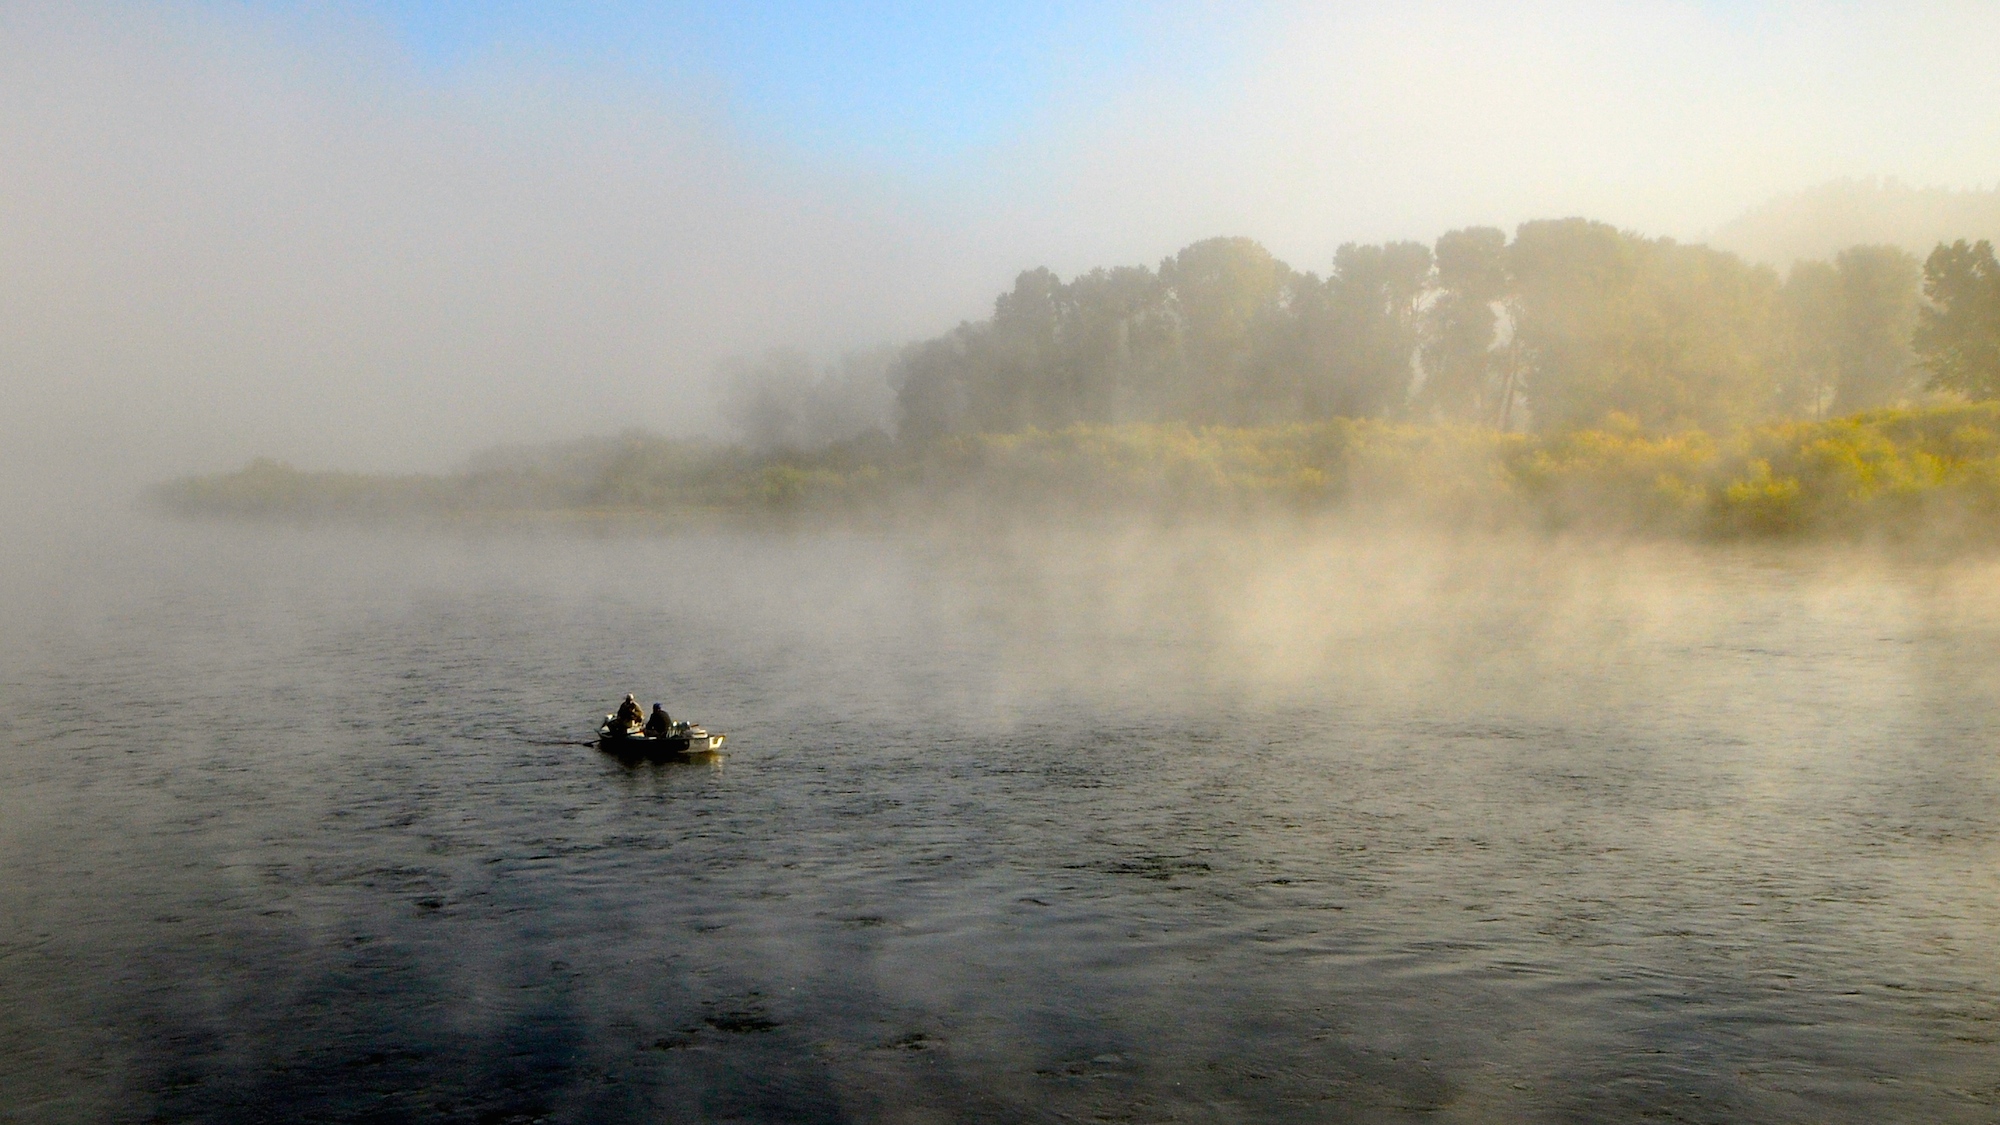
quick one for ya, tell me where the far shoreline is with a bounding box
[149,405,2000,553]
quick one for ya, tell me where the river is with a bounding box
[3,518,1997,1123]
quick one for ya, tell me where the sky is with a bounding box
[4,0,1999,505]
[368,1,1166,165]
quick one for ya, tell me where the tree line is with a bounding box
[151,217,2000,539]
[813,222,1999,443]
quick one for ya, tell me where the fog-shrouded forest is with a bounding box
[161,216,2000,544]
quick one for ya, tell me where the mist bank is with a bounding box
[1710,179,2000,269]
[152,402,2000,547]
[154,207,2000,545]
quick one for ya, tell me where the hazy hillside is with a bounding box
[1711,179,2000,267]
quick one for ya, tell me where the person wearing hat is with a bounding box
[643,703,673,738]
[614,693,645,733]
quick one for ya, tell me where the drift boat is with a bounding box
[597,715,726,757]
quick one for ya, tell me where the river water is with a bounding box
[2,518,1997,1123]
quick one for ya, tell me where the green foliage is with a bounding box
[1158,238,1296,421]
[1719,405,2000,535]
[150,458,461,518]
[1494,404,2000,538]
[1915,239,2000,399]
[888,220,1936,446]
[154,215,2000,546]
[1772,247,1919,417]
[1307,241,1433,420]
[1417,227,1508,422]
[155,434,787,520]
[1778,259,1843,416]
[1828,245,1921,411]
[717,346,895,453]
[1507,220,1789,432]
[1506,418,1715,531]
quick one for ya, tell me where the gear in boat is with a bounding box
[598,695,725,756]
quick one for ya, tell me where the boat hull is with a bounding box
[596,727,725,759]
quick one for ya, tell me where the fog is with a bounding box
[7,1,2000,521]
[8,511,2000,1120]
[12,7,2000,1117]
[0,2,982,513]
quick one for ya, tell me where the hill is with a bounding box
[1710,178,2000,267]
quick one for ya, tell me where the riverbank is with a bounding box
[152,403,2000,544]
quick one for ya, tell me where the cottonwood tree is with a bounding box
[1779,259,1843,417]
[1508,219,1785,432]
[1156,237,1294,422]
[720,347,897,452]
[1778,246,1921,416]
[1059,265,1175,424]
[1915,239,2000,400]
[1297,241,1432,419]
[1417,226,1509,422]
[882,224,1897,444]
[1829,245,1921,411]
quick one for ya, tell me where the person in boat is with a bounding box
[614,694,645,733]
[643,703,672,738]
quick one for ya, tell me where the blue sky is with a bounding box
[334,1,1171,168]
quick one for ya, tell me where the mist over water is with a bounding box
[4,519,1997,1122]
[10,3,2000,1117]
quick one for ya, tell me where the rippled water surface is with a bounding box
[4,520,1999,1123]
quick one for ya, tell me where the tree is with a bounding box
[1829,245,1920,412]
[719,348,818,451]
[1299,241,1432,419]
[1777,245,1921,417]
[893,326,982,441]
[1509,219,1784,432]
[1507,219,1636,430]
[1417,227,1508,421]
[1157,237,1293,421]
[980,268,1068,432]
[1062,265,1174,424]
[884,220,1828,443]
[1914,239,2000,400]
[1779,259,1842,417]
[721,347,897,452]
